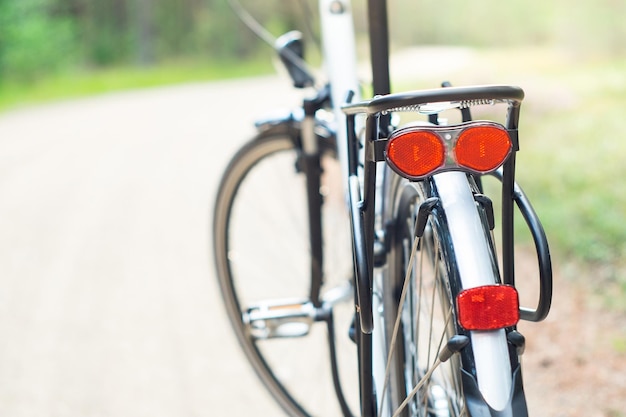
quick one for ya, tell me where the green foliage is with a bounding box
[0,0,303,83]
[387,0,626,56]
[2,0,626,85]
[0,0,78,81]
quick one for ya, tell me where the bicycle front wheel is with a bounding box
[212,127,357,416]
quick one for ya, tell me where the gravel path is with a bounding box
[0,76,301,416]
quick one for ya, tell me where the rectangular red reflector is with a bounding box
[457,285,520,330]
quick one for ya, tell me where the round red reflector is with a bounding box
[454,126,512,173]
[386,130,445,178]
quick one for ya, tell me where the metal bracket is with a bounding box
[415,197,440,238]
[474,193,495,231]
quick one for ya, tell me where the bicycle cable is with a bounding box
[227,0,276,47]
[227,0,317,85]
[295,0,322,51]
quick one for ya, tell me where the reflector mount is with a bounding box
[384,122,513,180]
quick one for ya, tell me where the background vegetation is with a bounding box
[1,0,625,303]
[3,0,625,104]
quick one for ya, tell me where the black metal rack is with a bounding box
[342,84,553,335]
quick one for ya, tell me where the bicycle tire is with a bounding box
[377,170,522,417]
[212,127,357,416]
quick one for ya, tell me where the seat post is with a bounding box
[367,0,391,136]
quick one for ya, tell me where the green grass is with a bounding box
[0,57,273,112]
[513,56,626,295]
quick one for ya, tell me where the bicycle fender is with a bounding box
[254,109,301,135]
[253,110,336,156]
[462,365,528,417]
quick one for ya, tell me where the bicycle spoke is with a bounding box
[393,303,455,417]
[379,234,421,417]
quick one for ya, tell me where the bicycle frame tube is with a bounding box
[319,0,360,183]
[302,89,333,308]
[367,0,391,96]
[367,0,391,137]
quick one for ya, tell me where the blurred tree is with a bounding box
[134,0,155,65]
[0,0,326,82]
[5,0,622,84]
[78,0,133,65]
[0,0,77,81]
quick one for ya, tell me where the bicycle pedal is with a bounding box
[244,299,315,339]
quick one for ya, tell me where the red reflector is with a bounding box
[454,125,512,173]
[457,285,519,330]
[386,130,445,178]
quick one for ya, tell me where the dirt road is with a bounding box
[1,72,624,417]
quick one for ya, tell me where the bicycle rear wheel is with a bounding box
[212,127,357,416]
[378,172,463,417]
[378,170,522,417]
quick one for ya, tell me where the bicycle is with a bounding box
[212,0,553,416]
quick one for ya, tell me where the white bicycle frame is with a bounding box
[319,0,361,189]
[318,0,513,413]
